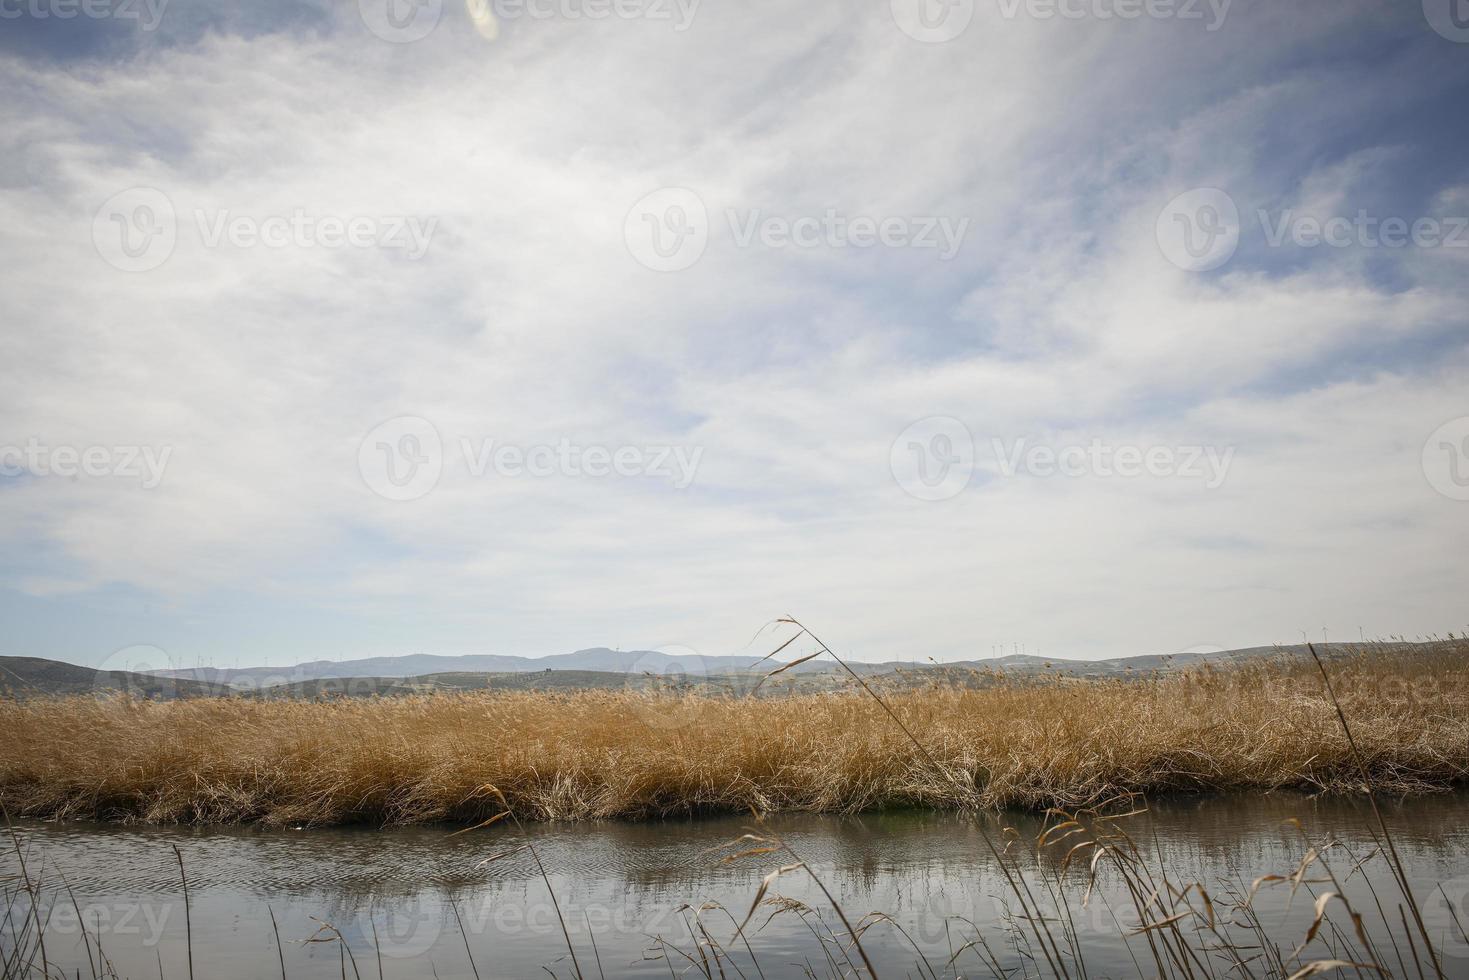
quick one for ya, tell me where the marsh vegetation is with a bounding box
[4,635,1467,978]
[1,640,1465,827]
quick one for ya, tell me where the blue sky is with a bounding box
[2,0,1467,669]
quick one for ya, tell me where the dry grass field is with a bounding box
[2,640,1465,827]
[4,639,1469,979]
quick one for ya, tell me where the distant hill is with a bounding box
[145,646,870,689]
[1,641,1426,700]
[238,669,786,699]
[0,656,236,700]
[137,643,1308,688]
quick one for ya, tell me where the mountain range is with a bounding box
[0,641,1410,699]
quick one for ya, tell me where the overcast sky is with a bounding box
[2,0,1467,669]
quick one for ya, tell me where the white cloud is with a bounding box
[1,0,1465,664]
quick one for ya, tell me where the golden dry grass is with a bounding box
[2,643,1466,827]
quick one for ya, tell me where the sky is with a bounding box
[1,0,1467,670]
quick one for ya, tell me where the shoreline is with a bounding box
[7,781,1469,832]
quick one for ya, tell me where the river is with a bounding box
[5,792,1469,978]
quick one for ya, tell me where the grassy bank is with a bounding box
[5,636,1469,978]
[1,641,1466,827]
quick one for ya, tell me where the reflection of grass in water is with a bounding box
[2,636,1467,827]
[651,795,1469,980]
[8,799,1469,979]
[4,631,1469,977]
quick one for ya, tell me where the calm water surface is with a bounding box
[6,793,1469,978]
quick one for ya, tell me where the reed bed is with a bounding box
[2,640,1466,828]
[4,634,1469,978]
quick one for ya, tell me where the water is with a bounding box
[6,793,1469,978]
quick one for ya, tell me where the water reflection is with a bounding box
[5,791,1468,978]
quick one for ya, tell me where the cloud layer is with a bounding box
[2,0,1467,666]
